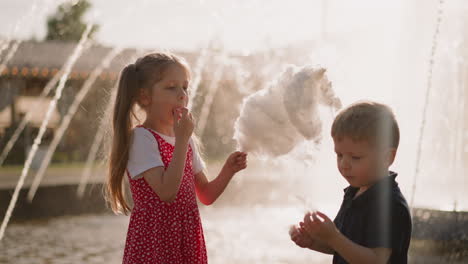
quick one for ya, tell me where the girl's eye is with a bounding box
[336,153,343,159]
[183,86,188,91]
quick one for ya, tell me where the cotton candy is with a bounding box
[234,65,341,157]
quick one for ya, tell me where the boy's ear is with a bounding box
[139,89,151,106]
[386,148,397,167]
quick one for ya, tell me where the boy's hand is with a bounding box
[173,107,194,144]
[289,224,314,249]
[222,151,247,175]
[302,211,339,243]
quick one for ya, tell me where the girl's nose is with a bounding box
[178,90,187,101]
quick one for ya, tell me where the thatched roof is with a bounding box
[0,41,197,81]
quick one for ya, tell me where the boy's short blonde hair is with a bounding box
[331,101,400,149]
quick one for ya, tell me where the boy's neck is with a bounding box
[355,170,391,198]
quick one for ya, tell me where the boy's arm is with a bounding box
[297,222,334,254]
[290,225,334,254]
[303,211,392,264]
[328,231,392,264]
[336,202,411,263]
[308,238,335,254]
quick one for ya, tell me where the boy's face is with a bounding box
[333,136,392,189]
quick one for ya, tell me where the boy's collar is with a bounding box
[343,171,398,201]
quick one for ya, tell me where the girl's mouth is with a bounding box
[172,107,187,120]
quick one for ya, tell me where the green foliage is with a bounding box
[45,0,99,41]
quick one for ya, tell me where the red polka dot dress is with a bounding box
[123,128,208,264]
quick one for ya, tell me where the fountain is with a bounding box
[27,47,123,201]
[0,0,467,263]
[0,23,93,240]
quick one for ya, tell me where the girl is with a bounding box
[105,52,248,263]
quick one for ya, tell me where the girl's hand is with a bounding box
[222,151,247,175]
[173,107,194,144]
[301,211,339,243]
[289,224,315,249]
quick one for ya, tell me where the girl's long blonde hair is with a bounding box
[105,52,190,214]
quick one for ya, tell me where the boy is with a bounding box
[290,101,412,263]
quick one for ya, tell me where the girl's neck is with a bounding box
[143,119,174,137]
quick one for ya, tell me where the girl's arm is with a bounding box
[142,108,194,202]
[142,140,189,202]
[195,151,247,205]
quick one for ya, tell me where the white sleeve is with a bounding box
[190,139,206,175]
[127,127,164,179]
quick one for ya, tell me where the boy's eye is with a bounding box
[336,153,343,158]
[352,156,361,160]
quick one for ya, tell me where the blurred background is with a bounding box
[0,0,467,263]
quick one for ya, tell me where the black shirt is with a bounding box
[332,172,412,264]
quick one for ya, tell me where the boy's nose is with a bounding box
[340,159,351,170]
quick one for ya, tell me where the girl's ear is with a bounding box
[139,89,151,106]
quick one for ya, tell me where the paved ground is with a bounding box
[1,162,467,263]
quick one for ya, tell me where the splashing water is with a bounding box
[197,52,228,136]
[0,70,63,166]
[188,47,210,110]
[0,41,20,76]
[27,47,123,202]
[0,39,9,56]
[410,0,445,207]
[0,23,93,241]
[76,123,106,198]
[233,65,341,158]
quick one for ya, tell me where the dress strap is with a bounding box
[137,125,165,142]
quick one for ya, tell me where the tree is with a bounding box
[45,0,99,41]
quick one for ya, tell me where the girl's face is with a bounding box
[143,64,190,125]
[333,136,388,190]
